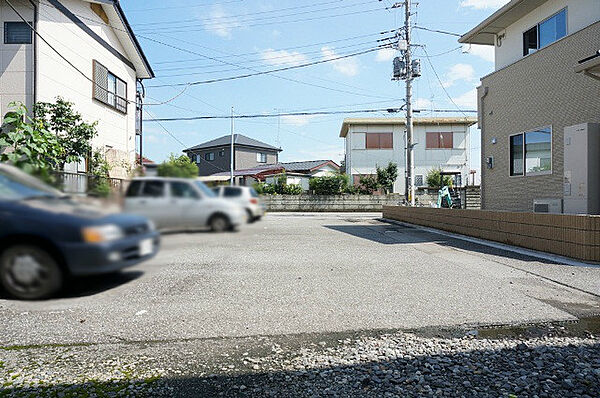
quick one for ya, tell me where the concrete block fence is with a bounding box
[382,206,600,262]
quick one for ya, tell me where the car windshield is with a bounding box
[194,181,216,197]
[0,166,63,201]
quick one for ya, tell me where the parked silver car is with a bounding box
[123,178,246,232]
[212,186,265,223]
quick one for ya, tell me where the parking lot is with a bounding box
[2,213,600,396]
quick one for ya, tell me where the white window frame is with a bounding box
[257,152,267,163]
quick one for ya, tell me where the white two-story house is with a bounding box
[340,117,477,194]
[460,0,600,214]
[1,0,154,178]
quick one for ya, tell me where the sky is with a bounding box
[123,0,508,175]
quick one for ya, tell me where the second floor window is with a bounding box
[205,152,215,161]
[523,8,567,56]
[257,153,267,163]
[93,60,127,113]
[426,132,453,149]
[365,133,393,149]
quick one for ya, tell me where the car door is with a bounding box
[127,180,172,229]
[169,181,205,228]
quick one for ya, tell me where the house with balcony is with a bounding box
[183,134,281,177]
[459,0,600,214]
[340,117,477,194]
[0,0,154,178]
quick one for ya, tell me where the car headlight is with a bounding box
[82,224,123,243]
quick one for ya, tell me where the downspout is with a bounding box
[137,79,145,166]
[479,86,489,207]
[28,0,38,106]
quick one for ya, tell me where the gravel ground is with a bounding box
[2,325,599,397]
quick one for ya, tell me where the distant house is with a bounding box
[459,0,600,213]
[0,0,154,178]
[206,160,340,189]
[340,117,477,194]
[183,134,281,177]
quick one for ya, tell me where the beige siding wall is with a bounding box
[235,147,278,170]
[479,21,600,212]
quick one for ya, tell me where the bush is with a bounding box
[283,184,303,195]
[358,175,379,194]
[426,167,453,188]
[157,154,198,178]
[309,174,349,195]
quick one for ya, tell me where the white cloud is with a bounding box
[452,89,478,110]
[442,63,476,88]
[281,114,317,126]
[459,0,507,10]
[375,48,396,62]
[462,44,494,63]
[414,98,433,109]
[261,49,308,67]
[203,5,240,38]
[321,46,359,77]
[297,146,344,163]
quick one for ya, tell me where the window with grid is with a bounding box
[93,60,127,114]
[256,153,267,163]
[426,132,453,149]
[205,152,215,161]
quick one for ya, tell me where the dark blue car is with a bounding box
[0,164,160,300]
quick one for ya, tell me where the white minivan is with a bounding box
[123,178,246,232]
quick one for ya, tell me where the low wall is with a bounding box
[382,206,600,262]
[262,195,405,212]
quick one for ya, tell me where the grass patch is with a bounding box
[0,343,92,351]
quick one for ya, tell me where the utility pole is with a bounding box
[404,0,415,206]
[230,106,234,186]
[391,0,419,205]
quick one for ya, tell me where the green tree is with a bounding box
[34,97,98,167]
[426,167,453,188]
[376,162,398,194]
[0,102,62,178]
[358,175,379,194]
[157,154,199,178]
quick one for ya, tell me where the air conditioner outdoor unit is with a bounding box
[533,199,563,214]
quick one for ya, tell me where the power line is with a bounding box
[421,47,470,118]
[134,0,361,29]
[145,107,406,122]
[147,46,387,87]
[413,26,462,37]
[35,1,395,100]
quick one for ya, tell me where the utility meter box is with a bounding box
[563,123,600,214]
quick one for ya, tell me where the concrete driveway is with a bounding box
[1,213,599,347]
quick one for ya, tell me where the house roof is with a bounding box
[209,160,339,177]
[459,0,548,45]
[339,117,478,137]
[183,134,282,152]
[91,0,154,78]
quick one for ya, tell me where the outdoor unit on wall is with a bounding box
[533,199,563,214]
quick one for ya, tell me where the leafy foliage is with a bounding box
[33,98,98,166]
[426,167,453,188]
[309,173,349,195]
[283,183,303,195]
[157,154,199,178]
[88,150,112,197]
[358,175,379,194]
[0,102,62,178]
[376,162,398,194]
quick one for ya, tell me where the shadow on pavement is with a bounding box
[2,341,599,397]
[61,270,144,298]
[325,223,565,265]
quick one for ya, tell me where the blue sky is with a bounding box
[125,0,507,171]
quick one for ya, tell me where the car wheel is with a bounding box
[210,214,231,232]
[246,209,256,223]
[0,245,63,300]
